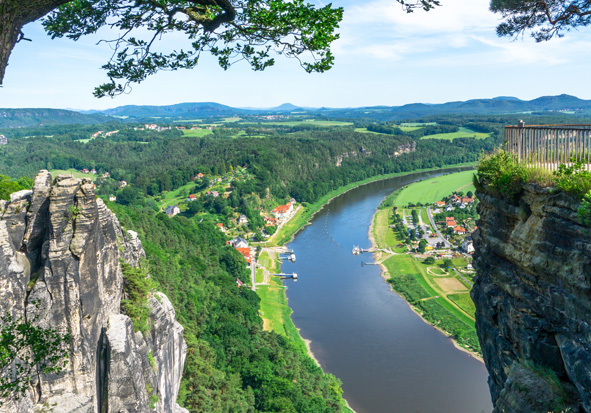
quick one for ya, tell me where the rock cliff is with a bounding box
[0,171,187,413]
[472,184,591,412]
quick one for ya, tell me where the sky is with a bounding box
[2,0,591,110]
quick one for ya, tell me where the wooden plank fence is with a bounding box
[505,122,591,171]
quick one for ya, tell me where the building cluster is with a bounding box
[133,124,172,132]
[91,130,119,139]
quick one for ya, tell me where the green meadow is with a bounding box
[393,170,476,206]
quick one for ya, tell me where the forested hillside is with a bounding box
[0,127,494,203]
[109,203,347,412]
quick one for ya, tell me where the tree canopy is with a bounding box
[397,0,591,41]
[0,0,342,96]
[1,1,588,95]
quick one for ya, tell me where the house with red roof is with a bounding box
[187,194,197,201]
[272,202,293,219]
[435,201,446,207]
[453,225,466,234]
[445,217,457,227]
[236,247,251,264]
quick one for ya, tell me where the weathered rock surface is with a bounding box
[0,171,186,412]
[472,184,591,412]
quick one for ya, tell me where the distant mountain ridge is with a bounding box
[2,94,590,128]
[89,94,591,121]
[0,108,115,128]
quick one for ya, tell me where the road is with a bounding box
[452,267,474,287]
[426,206,452,248]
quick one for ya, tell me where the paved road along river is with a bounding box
[281,167,493,413]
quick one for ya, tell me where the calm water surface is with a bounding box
[281,168,493,413]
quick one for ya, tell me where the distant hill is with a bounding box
[0,108,115,128]
[102,102,247,119]
[84,94,591,121]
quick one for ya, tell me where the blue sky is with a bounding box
[2,0,591,110]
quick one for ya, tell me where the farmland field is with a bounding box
[393,170,476,206]
[420,127,490,140]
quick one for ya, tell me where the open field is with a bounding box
[373,210,407,253]
[50,169,96,180]
[400,122,437,127]
[182,129,215,137]
[393,170,476,206]
[242,120,353,127]
[354,128,382,134]
[448,293,477,317]
[157,182,197,209]
[420,127,490,141]
[398,126,423,131]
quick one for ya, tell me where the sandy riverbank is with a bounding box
[367,214,484,363]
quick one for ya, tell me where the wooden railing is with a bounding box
[505,122,591,171]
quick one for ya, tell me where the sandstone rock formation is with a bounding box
[472,184,591,412]
[0,171,187,413]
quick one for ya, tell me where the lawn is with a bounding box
[256,251,307,353]
[372,209,400,250]
[420,127,490,141]
[393,170,476,206]
[158,181,197,209]
[448,293,476,317]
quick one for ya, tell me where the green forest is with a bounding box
[111,203,347,412]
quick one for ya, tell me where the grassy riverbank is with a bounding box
[369,172,482,357]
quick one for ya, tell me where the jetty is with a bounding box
[270,272,298,281]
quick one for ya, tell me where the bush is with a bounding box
[578,191,591,227]
[477,150,527,201]
[553,160,591,198]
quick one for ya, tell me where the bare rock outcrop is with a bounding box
[472,184,591,412]
[0,171,186,412]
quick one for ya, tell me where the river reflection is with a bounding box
[282,168,493,413]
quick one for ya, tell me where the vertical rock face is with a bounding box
[0,171,187,413]
[472,184,591,412]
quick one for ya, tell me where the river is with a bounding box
[281,167,493,413]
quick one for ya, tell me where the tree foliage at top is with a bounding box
[41,0,343,97]
[491,0,591,41]
[398,0,591,40]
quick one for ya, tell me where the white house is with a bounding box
[165,205,180,217]
[230,237,249,248]
[271,202,293,219]
[462,237,475,254]
[236,215,249,225]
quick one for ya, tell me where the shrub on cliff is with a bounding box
[120,262,157,333]
[476,150,528,201]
